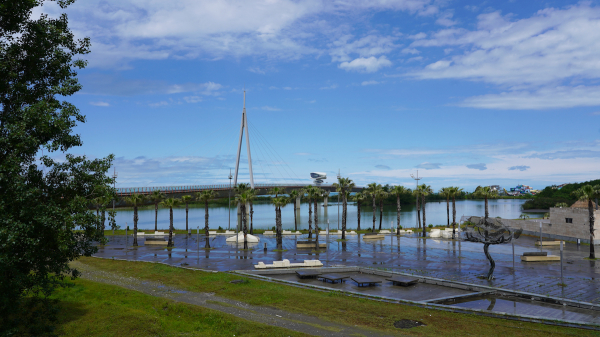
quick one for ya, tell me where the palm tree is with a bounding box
[313,187,323,240]
[196,190,216,248]
[288,189,300,231]
[160,197,179,247]
[572,185,600,259]
[353,192,366,231]
[150,190,164,232]
[375,188,388,230]
[333,177,355,239]
[269,186,286,198]
[474,186,497,222]
[419,184,432,237]
[247,188,257,234]
[235,190,251,249]
[124,193,145,246]
[413,188,422,229]
[303,186,315,238]
[181,195,193,234]
[390,185,407,235]
[439,187,452,227]
[449,186,463,238]
[366,183,381,232]
[272,196,289,250]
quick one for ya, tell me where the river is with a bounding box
[113,199,542,231]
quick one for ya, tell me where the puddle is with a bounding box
[441,295,600,324]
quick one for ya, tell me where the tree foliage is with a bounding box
[0,1,114,334]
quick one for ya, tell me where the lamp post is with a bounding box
[410,170,421,229]
[228,169,232,230]
[337,169,340,230]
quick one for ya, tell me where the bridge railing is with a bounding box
[116,183,324,195]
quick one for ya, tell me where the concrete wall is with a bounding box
[469,210,600,245]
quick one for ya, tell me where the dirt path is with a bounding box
[71,260,397,337]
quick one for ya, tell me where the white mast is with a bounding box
[233,91,254,189]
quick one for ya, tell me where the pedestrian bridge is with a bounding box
[116,184,363,198]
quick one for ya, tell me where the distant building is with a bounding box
[509,184,533,195]
[310,172,326,184]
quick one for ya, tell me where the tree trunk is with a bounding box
[276,207,282,250]
[484,196,489,221]
[357,201,361,231]
[314,199,319,238]
[204,201,210,248]
[342,190,347,240]
[133,205,138,246]
[378,198,383,230]
[396,196,401,235]
[589,199,596,259]
[416,195,421,229]
[185,202,189,233]
[293,202,297,231]
[422,194,426,237]
[308,197,313,238]
[446,198,450,227]
[250,201,254,234]
[372,196,376,232]
[484,243,495,280]
[101,210,106,233]
[242,204,248,249]
[168,207,174,247]
[452,196,457,239]
[154,202,158,231]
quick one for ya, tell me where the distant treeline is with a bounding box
[521,178,600,210]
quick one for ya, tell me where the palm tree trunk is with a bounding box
[342,191,347,240]
[379,198,383,230]
[168,207,174,247]
[314,199,318,238]
[589,199,596,259]
[242,204,248,249]
[276,207,282,250]
[293,203,297,231]
[308,197,313,238]
[372,196,376,232]
[416,196,421,229]
[154,202,158,232]
[204,201,210,248]
[397,196,401,235]
[484,196,489,221]
[133,205,138,246]
[185,203,189,233]
[452,196,457,239]
[422,194,426,237]
[357,201,361,231]
[250,201,254,234]
[446,198,450,227]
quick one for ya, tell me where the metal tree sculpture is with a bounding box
[465,218,522,280]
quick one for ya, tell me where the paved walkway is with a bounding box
[72,260,392,337]
[95,233,600,304]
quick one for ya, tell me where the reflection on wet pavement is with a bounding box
[95,232,600,305]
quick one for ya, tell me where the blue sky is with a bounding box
[39,0,600,190]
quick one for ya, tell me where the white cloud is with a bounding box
[361,80,380,86]
[339,56,392,73]
[149,101,169,107]
[407,56,423,63]
[319,84,338,90]
[53,0,435,67]
[410,4,600,87]
[329,34,398,62]
[416,162,442,170]
[183,96,202,103]
[283,87,292,90]
[408,32,427,40]
[90,101,110,106]
[248,67,266,74]
[261,106,282,111]
[435,12,456,27]
[459,85,600,109]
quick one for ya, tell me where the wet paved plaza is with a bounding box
[95,232,600,305]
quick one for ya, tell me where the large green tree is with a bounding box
[0,1,114,333]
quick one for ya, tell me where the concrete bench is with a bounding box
[145,237,167,245]
[521,255,560,262]
[318,274,348,284]
[535,241,564,246]
[429,229,442,238]
[263,231,275,235]
[386,276,419,286]
[363,233,385,240]
[379,230,391,234]
[296,270,321,279]
[225,233,260,243]
[254,259,323,269]
[351,275,382,287]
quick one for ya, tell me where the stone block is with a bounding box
[521,255,560,262]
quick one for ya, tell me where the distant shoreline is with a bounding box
[522,209,548,213]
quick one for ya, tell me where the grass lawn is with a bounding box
[76,257,595,336]
[51,277,308,337]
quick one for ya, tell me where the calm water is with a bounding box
[113,199,541,231]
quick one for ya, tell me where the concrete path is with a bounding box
[72,260,394,337]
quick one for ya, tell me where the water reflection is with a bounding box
[113,199,540,231]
